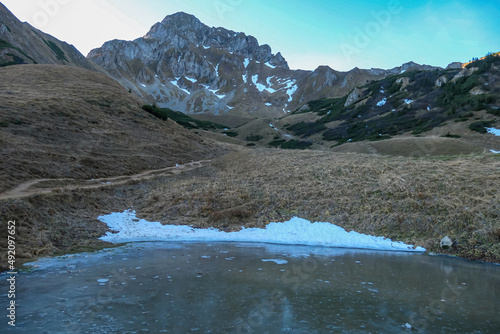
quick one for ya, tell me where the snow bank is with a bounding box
[376,98,387,107]
[486,127,500,136]
[98,210,425,252]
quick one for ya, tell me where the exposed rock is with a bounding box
[395,77,410,89]
[435,75,448,87]
[345,88,363,106]
[446,62,463,70]
[298,104,309,112]
[470,87,486,95]
[86,11,446,117]
[440,236,453,249]
[452,67,478,82]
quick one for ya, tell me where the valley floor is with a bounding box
[1,148,500,270]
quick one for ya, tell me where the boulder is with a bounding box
[440,236,453,249]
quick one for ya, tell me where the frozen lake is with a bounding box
[1,242,499,333]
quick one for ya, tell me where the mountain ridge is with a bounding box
[0,2,100,71]
[87,11,444,119]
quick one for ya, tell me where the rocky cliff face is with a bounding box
[0,3,100,71]
[88,12,443,117]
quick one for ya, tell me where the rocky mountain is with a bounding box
[0,2,100,71]
[88,12,441,119]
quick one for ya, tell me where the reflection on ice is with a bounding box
[0,242,499,333]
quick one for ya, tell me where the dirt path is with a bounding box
[0,160,211,200]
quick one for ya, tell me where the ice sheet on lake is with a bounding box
[98,210,425,252]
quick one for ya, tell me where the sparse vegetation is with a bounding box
[286,121,326,137]
[440,132,461,139]
[43,39,68,62]
[469,120,494,133]
[141,104,227,130]
[142,104,169,121]
[245,134,264,141]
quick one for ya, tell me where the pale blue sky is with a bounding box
[2,0,499,71]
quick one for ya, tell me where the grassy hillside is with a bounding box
[0,64,224,191]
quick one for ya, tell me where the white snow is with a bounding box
[203,45,210,49]
[262,259,288,264]
[185,77,197,83]
[208,89,226,99]
[243,58,250,68]
[376,98,387,107]
[486,127,500,136]
[265,62,277,69]
[140,83,146,88]
[98,210,426,252]
[490,150,500,154]
[252,75,266,92]
[283,80,298,102]
[170,79,190,95]
[404,99,414,104]
[252,75,276,93]
[265,103,272,106]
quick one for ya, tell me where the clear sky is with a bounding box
[2,0,499,71]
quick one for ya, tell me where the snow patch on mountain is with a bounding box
[170,78,190,95]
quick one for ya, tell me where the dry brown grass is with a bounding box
[136,149,500,262]
[1,148,499,270]
[0,64,224,191]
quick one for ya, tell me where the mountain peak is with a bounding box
[161,12,203,28]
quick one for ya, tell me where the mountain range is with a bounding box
[87,12,445,119]
[1,2,498,156]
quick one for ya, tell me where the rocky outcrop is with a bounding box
[440,236,453,249]
[345,88,363,106]
[435,75,448,87]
